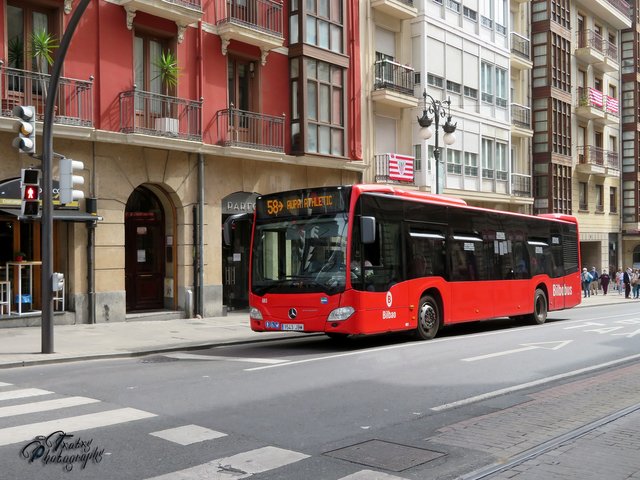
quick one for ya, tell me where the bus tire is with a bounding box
[528,288,548,325]
[415,295,440,340]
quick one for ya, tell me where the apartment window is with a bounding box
[481,62,493,103]
[495,0,507,34]
[304,0,343,53]
[463,7,477,21]
[305,59,344,155]
[551,0,570,28]
[464,86,478,99]
[414,72,421,85]
[414,144,422,172]
[447,80,461,94]
[447,149,462,174]
[579,182,588,211]
[7,2,60,74]
[551,32,570,92]
[134,32,174,114]
[482,138,494,178]
[496,142,508,180]
[610,187,617,213]
[552,99,571,156]
[446,0,461,13]
[464,152,478,176]
[595,185,604,212]
[552,164,572,214]
[481,0,493,28]
[495,68,507,108]
[623,182,635,222]
[427,74,444,88]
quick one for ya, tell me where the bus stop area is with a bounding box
[0,293,639,479]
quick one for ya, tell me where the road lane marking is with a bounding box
[144,446,310,479]
[162,352,288,364]
[246,313,638,371]
[340,471,409,480]
[0,388,53,402]
[432,352,640,412]
[150,425,227,445]
[0,397,99,418]
[0,407,157,447]
[462,341,573,362]
[0,382,12,387]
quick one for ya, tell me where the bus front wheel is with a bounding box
[416,295,440,340]
[529,288,548,325]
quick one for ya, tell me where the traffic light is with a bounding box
[59,158,85,205]
[12,106,36,155]
[21,168,41,218]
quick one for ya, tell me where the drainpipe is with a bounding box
[198,153,205,317]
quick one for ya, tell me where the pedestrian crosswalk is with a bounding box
[0,381,409,479]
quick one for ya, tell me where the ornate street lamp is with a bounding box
[417,89,457,194]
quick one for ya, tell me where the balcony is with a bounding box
[119,89,202,141]
[574,0,632,30]
[594,39,619,73]
[371,0,418,20]
[510,33,532,71]
[114,0,203,41]
[511,173,532,198]
[575,29,606,66]
[0,65,93,127]
[215,107,285,152]
[575,87,605,121]
[371,59,418,109]
[374,153,415,185]
[510,103,533,137]
[216,0,284,65]
[596,95,620,126]
[576,146,619,177]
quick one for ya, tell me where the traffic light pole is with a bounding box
[41,0,91,353]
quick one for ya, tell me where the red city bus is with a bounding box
[247,185,581,339]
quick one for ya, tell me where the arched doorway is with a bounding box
[125,186,165,311]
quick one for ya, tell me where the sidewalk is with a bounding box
[0,290,630,369]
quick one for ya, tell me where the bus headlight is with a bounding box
[249,307,263,320]
[327,306,355,321]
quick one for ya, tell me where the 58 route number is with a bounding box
[266,199,284,216]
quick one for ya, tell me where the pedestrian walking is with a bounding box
[617,269,623,294]
[600,269,610,295]
[581,267,592,298]
[624,267,632,299]
[589,267,599,295]
[633,269,640,299]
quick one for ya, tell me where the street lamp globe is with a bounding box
[443,131,456,146]
[420,126,433,140]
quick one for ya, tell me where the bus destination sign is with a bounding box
[256,188,348,218]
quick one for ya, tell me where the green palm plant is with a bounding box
[30,29,60,100]
[153,50,180,97]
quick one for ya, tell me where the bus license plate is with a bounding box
[281,323,304,331]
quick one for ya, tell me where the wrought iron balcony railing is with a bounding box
[119,89,202,141]
[373,59,415,96]
[511,173,532,197]
[215,107,285,152]
[510,32,530,60]
[1,64,93,126]
[577,146,619,170]
[511,103,531,128]
[607,0,632,19]
[217,0,284,37]
[577,29,604,53]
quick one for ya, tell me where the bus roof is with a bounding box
[352,184,578,225]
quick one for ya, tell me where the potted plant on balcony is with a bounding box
[153,50,181,135]
[14,252,26,262]
[31,29,59,101]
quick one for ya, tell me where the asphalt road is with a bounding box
[1,303,639,480]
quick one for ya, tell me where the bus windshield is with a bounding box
[251,214,349,295]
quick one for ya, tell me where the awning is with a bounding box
[0,208,102,222]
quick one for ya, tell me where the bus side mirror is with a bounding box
[223,220,233,247]
[223,213,253,247]
[361,216,376,244]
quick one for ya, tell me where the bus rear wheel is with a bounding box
[416,295,440,340]
[528,288,548,325]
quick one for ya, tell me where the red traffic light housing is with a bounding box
[20,168,41,218]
